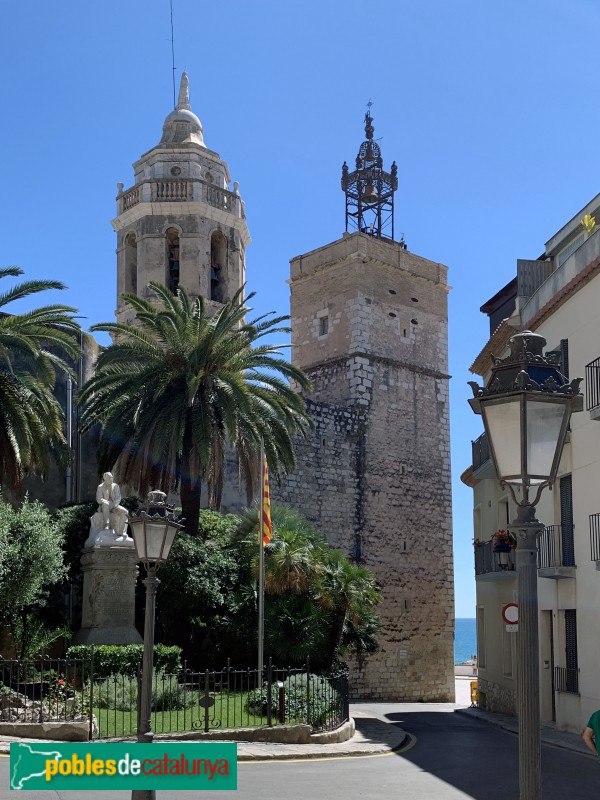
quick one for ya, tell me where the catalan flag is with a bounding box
[260,455,272,546]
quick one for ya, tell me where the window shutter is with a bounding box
[560,475,575,567]
[560,339,569,381]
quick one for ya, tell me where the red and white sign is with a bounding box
[502,603,519,624]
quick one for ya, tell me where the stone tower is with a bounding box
[274,113,454,700]
[112,72,250,323]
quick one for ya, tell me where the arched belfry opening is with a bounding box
[341,105,398,240]
[124,232,137,294]
[210,231,227,303]
[166,228,180,293]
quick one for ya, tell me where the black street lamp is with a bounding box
[130,494,184,800]
[468,331,582,800]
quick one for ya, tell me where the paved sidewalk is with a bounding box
[0,713,408,761]
[455,705,594,758]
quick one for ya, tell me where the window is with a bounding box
[124,232,137,294]
[210,231,227,302]
[564,609,578,693]
[559,339,569,381]
[497,497,510,529]
[165,228,180,293]
[320,316,329,336]
[560,475,575,567]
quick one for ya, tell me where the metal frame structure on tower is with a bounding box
[341,108,398,240]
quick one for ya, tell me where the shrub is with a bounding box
[245,672,340,726]
[66,644,182,678]
[93,672,196,711]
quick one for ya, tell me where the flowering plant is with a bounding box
[492,529,517,549]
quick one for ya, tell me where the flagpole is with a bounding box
[258,438,265,684]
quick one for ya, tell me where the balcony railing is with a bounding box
[472,432,490,472]
[590,513,600,561]
[538,525,575,569]
[585,356,600,411]
[117,179,245,219]
[554,666,579,695]
[474,540,515,576]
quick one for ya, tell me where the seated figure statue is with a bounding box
[96,472,129,536]
[85,472,133,548]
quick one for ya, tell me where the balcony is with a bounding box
[471,432,495,478]
[116,180,244,219]
[474,540,516,580]
[585,356,600,420]
[537,525,576,579]
[554,666,579,695]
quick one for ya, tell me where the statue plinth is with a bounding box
[73,543,142,646]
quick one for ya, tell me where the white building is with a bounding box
[463,192,600,733]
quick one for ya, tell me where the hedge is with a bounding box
[65,644,182,678]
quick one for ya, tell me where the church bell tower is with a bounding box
[112,72,250,324]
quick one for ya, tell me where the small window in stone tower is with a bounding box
[166,228,180,294]
[320,316,329,336]
[124,232,137,295]
[210,231,227,303]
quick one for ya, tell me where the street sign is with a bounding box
[502,603,519,624]
[506,624,518,633]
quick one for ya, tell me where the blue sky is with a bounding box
[2,0,599,617]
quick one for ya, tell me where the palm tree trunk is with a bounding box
[180,476,201,537]
[324,609,347,670]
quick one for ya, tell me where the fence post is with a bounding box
[266,658,273,728]
[204,670,210,733]
[342,671,350,723]
[88,647,95,741]
[306,657,311,727]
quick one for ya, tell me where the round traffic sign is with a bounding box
[502,603,518,624]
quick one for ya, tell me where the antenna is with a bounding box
[170,0,176,108]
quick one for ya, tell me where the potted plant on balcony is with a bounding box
[492,529,517,552]
[492,529,517,571]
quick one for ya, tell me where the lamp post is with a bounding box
[468,331,582,800]
[129,494,184,800]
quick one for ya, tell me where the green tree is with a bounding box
[0,267,80,492]
[78,284,311,536]
[232,504,381,669]
[0,497,68,658]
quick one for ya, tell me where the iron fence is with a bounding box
[0,656,349,740]
[590,513,600,561]
[474,540,516,576]
[554,666,579,695]
[585,356,600,411]
[471,432,490,472]
[537,525,575,568]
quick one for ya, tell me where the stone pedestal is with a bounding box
[73,545,142,645]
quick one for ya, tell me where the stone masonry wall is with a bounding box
[274,354,454,701]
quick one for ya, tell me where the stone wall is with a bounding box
[477,678,516,716]
[274,354,454,701]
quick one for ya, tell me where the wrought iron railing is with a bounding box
[590,513,600,561]
[585,356,600,411]
[472,432,490,472]
[474,540,516,576]
[554,666,579,694]
[0,657,348,739]
[537,525,575,568]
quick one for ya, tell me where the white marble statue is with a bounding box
[85,472,133,548]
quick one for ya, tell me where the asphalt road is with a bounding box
[1,703,598,799]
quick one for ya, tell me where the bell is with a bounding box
[363,183,378,204]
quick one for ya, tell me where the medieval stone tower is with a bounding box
[274,112,455,700]
[111,72,250,323]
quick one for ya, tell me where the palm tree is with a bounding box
[232,504,381,668]
[0,267,80,492]
[78,284,311,536]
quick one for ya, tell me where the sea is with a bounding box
[455,617,476,664]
